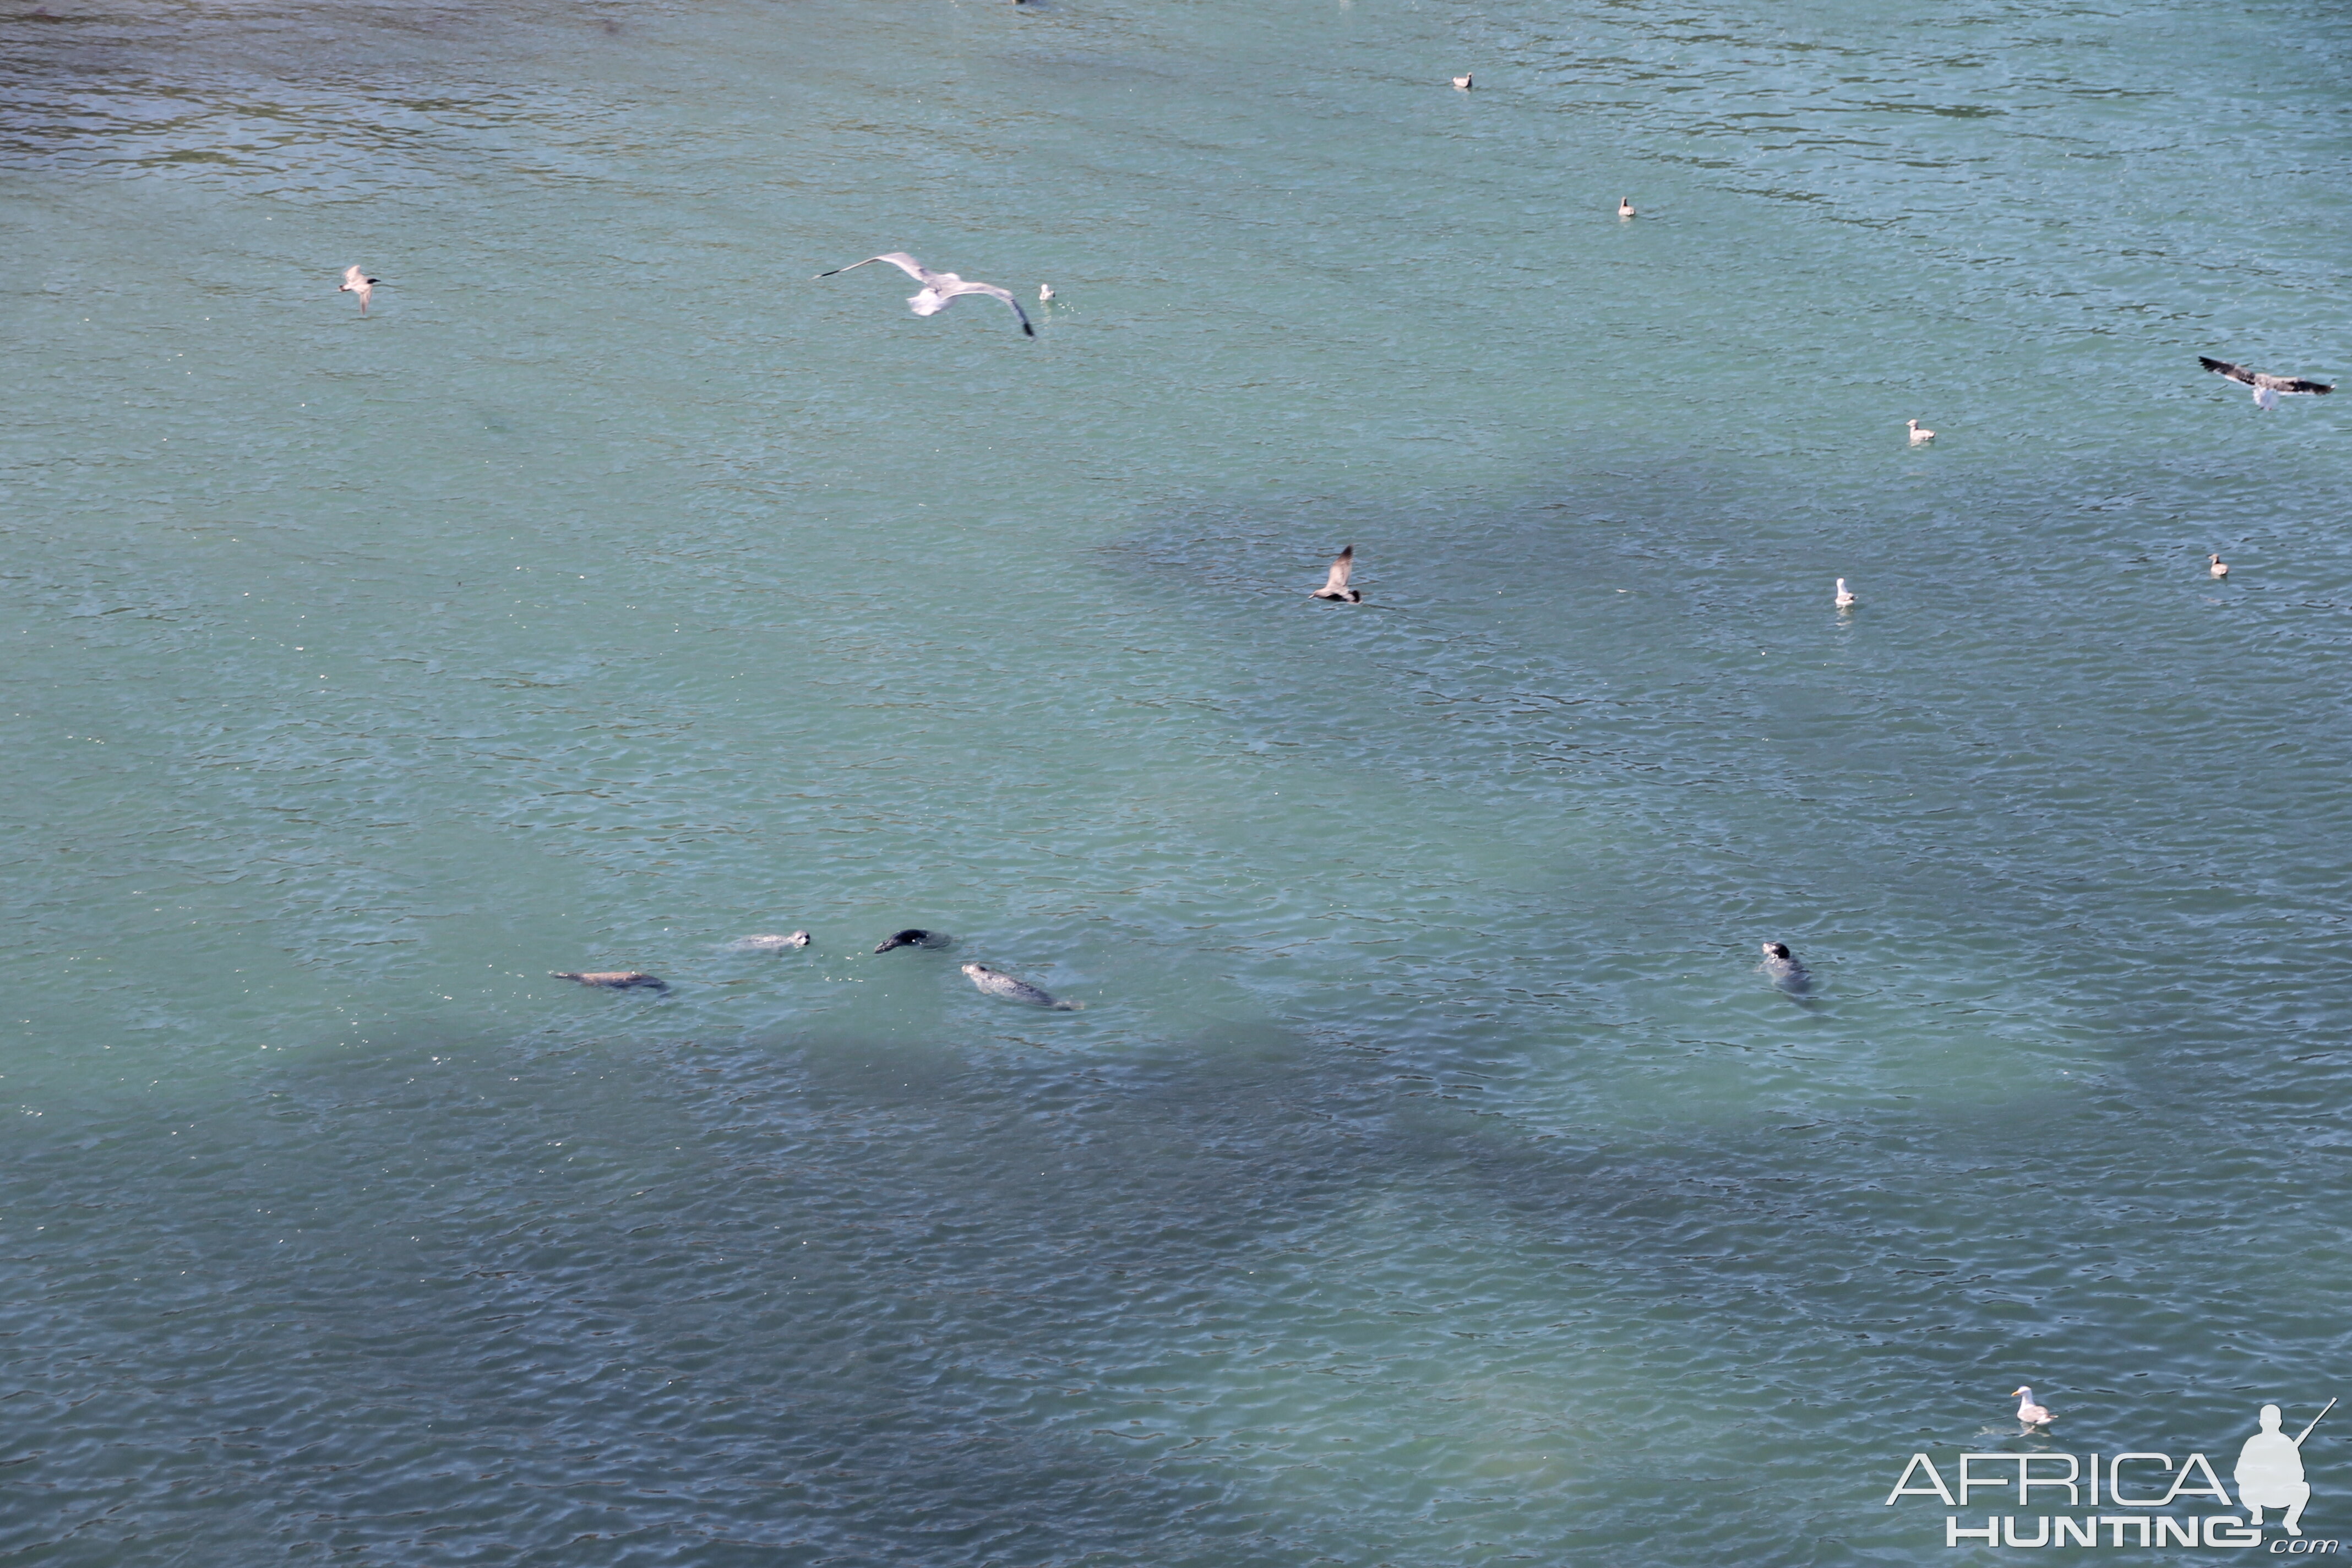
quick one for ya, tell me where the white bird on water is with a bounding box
[339,265,379,315]
[1038,283,1055,303]
[1311,546,1364,603]
[1907,418,1934,444]
[2012,1387,2055,1431]
[2201,355,2333,412]
[1834,578,1857,610]
[2210,553,2230,579]
[1618,196,1636,219]
[813,252,1035,336]
[1452,73,1473,90]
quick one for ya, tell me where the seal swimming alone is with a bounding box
[875,928,950,953]
[552,971,668,991]
[960,962,1082,1010]
[729,932,811,951]
[1757,942,1810,994]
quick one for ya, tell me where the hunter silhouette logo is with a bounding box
[2241,1401,2335,1537]
[1884,1396,2337,1550]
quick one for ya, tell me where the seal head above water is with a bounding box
[875,928,950,953]
[552,971,668,991]
[961,962,1082,1010]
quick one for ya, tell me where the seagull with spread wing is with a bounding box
[1310,546,1364,603]
[2200,355,2333,411]
[814,252,1035,336]
[340,265,379,315]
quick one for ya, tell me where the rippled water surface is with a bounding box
[7,0,2352,1561]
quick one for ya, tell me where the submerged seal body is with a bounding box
[731,932,811,952]
[552,970,668,991]
[960,962,1082,1010]
[1757,942,1810,994]
[875,928,950,953]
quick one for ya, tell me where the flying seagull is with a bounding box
[340,264,379,315]
[2200,355,2332,411]
[814,252,1034,336]
[1311,546,1363,603]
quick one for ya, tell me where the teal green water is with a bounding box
[7,0,2352,1560]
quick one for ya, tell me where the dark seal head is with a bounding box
[875,928,950,953]
[552,970,668,991]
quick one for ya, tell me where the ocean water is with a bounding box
[6,0,2352,1560]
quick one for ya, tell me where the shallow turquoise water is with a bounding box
[6,0,2352,1561]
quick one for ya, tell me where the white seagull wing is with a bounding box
[939,278,1035,336]
[1320,546,1354,595]
[814,251,935,284]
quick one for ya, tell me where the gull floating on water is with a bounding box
[1759,941,1810,993]
[1618,196,1636,219]
[1452,74,1473,90]
[340,265,379,315]
[1311,546,1364,603]
[814,252,1035,336]
[1038,283,1054,302]
[1834,578,1857,610]
[1907,418,1934,444]
[2209,553,2230,579]
[2012,1387,2055,1431]
[2201,356,2333,411]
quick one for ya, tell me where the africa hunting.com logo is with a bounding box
[1885,1400,2336,1550]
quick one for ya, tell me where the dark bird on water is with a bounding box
[2199,356,2332,411]
[1758,943,1810,994]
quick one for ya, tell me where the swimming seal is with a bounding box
[875,928,950,953]
[960,962,1082,1010]
[552,971,668,991]
[1757,943,1810,994]
[730,932,811,952]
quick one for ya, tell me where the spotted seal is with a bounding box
[552,971,668,991]
[960,962,1082,1010]
[729,932,810,952]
